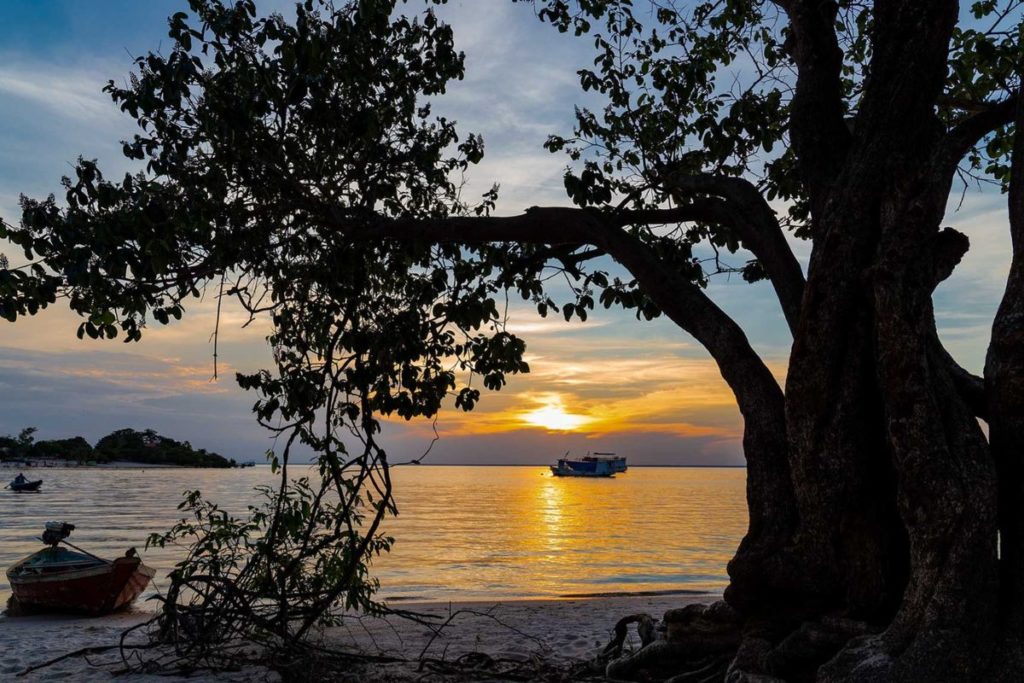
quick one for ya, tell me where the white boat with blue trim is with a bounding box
[549,452,627,477]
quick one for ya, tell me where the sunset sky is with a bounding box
[0,1,1012,465]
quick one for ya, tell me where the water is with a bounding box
[0,465,747,604]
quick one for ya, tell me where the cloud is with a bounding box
[0,63,122,123]
[0,345,276,460]
[0,58,142,233]
[430,2,600,213]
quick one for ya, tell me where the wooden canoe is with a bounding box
[6,547,155,614]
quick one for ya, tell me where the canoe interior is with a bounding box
[8,547,105,576]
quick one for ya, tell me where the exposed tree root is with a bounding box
[598,602,891,683]
[600,613,659,661]
[602,602,741,682]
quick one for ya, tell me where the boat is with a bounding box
[6,522,155,615]
[582,452,627,473]
[7,475,42,492]
[550,455,615,477]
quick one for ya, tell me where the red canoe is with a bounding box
[6,527,155,615]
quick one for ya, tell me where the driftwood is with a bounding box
[600,613,659,661]
[602,602,742,682]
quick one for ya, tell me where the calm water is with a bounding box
[0,466,747,604]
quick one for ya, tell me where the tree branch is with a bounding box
[331,206,796,542]
[931,227,971,290]
[337,206,603,246]
[934,94,1018,180]
[614,198,733,228]
[333,206,788,406]
[661,173,806,334]
[774,0,851,211]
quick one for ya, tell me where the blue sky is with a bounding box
[0,1,1012,465]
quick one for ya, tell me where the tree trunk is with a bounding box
[717,3,1007,680]
[985,89,1024,675]
[816,177,998,682]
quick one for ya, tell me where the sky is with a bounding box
[0,1,1013,466]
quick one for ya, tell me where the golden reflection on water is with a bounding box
[534,478,567,556]
[381,466,747,600]
[0,465,747,603]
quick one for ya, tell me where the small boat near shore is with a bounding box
[6,522,155,615]
[7,474,42,492]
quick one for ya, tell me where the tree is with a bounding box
[17,427,37,448]
[0,0,1021,679]
[30,435,94,461]
[0,427,37,460]
[95,427,234,466]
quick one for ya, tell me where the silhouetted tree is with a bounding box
[1,0,1021,679]
[95,427,233,466]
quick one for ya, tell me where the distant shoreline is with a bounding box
[1,460,205,469]
[387,463,747,468]
[2,461,747,469]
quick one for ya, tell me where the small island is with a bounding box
[0,427,237,468]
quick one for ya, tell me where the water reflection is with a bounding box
[0,466,747,603]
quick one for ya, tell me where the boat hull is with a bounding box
[9,480,42,492]
[549,458,615,477]
[7,554,155,614]
[549,468,615,477]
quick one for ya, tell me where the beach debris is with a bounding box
[599,613,659,661]
[602,602,741,682]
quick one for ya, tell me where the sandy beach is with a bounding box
[1,592,716,681]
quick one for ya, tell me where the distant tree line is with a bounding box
[0,427,235,468]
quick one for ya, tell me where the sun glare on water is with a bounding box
[519,395,593,431]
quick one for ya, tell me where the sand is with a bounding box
[0,592,717,681]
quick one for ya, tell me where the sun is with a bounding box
[519,395,593,432]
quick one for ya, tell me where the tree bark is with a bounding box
[808,3,1001,679]
[727,7,1003,681]
[820,179,998,682]
[985,88,1024,674]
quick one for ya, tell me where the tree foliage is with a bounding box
[147,477,392,665]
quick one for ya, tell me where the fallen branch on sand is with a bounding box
[16,642,160,678]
